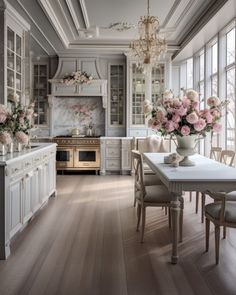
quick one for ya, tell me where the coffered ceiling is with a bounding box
[12,0,228,57]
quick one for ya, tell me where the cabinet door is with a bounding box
[48,156,56,195]
[32,169,40,213]
[23,172,33,224]
[9,178,23,238]
[40,162,50,204]
[121,140,132,171]
[109,64,125,127]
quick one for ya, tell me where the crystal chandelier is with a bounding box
[130,0,167,65]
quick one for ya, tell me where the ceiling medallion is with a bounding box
[129,0,167,65]
[104,22,136,32]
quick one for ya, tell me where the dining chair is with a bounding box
[132,150,163,207]
[205,196,236,264]
[132,150,184,243]
[201,149,236,223]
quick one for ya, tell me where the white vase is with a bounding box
[176,135,198,166]
[0,144,7,156]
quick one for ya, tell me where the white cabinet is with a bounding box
[9,178,23,238]
[100,137,133,175]
[0,143,57,259]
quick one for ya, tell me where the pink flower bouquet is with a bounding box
[144,90,227,137]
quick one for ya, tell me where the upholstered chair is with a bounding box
[132,150,184,243]
[205,196,236,264]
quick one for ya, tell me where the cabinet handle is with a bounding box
[14,168,19,173]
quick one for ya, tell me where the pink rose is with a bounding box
[207,96,221,107]
[172,114,181,123]
[156,109,166,121]
[181,125,190,136]
[0,113,7,123]
[182,98,191,109]
[205,113,213,123]
[165,120,175,132]
[191,100,199,109]
[213,123,222,133]
[194,118,206,132]
[172,99,182,108]
[19,117,24,124]
[186,112,198,124]
[0,131,12,145]
[15,131,29,145]
[175,106,187,116]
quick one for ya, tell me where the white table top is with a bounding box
[143,153,236,194]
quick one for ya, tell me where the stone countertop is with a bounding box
[100,136,133,140]
[0,143,57,166]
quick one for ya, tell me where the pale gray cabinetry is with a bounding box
[100,137,133,175]
[0,143,56,259]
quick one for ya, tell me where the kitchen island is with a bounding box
[0,143,57,259]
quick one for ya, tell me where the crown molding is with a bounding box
[79,0,90,29]
[172,0,228,59]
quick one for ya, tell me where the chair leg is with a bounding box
[215,225,220,265]
[179,207,183,243]
[201,193,206,223]
[168,206,171,228]
[223,226,226,239]
[136,204,141,232]
[134,196,136,207]
[141,206,146,243]
[164,206,167,215]
[189,192,192,202]
[195,192,199,214]
[205,218,210,252]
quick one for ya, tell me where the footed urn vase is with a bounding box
[175,135,199,166]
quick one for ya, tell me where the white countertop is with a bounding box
[0,143,57,165]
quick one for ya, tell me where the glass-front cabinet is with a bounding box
[109,64,125,126]
[33,63,49,126]
[127,60,166,137]
[132,64,146,125]
[6,27,22,103]
[107,62,126,137]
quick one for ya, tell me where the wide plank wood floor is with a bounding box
[0,174,236,295]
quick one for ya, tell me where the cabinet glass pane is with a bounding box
[132,64,145,125]
[16,35,22,56]
[39,65,47,76]
[16,56,21,73]
[7,69,14,88]
[110,65,124,126]
[152,65,164,105]
[16,73,21,90]
[7,50,14,69]
[7,28,14,51]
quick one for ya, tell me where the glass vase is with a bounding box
[0,144,7,156]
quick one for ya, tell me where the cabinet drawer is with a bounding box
[9,161,23,177]
[23,158,33,170]
[33,154,42,164]
[106,159,120,170]
[106,147,120,158]
[106,139,120,145]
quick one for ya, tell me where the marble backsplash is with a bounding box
[53,97,105,136]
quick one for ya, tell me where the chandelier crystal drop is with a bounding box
[130,0,167,65]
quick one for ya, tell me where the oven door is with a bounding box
[56,147,74,168]
[74,147,100,168]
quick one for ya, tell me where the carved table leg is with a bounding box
[171,193,181,264]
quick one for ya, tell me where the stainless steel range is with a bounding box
[53,136,100,174]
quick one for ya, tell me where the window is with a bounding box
[226,27,236,150]
[199,51,205,109]
[211,42,218,96]
[186,58,193,89]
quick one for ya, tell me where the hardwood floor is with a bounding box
[0,175,236,295]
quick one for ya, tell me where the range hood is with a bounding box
[49,57,107,108]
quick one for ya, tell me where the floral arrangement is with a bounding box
[144,90,227,137]
[0,94,36,147]
[61,70,93,85]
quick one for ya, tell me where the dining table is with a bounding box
[143,152,236,264]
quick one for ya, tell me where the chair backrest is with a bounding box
[220,150,235,167]
[210,147,222,161]
[135,136,169,153]
[131,150,146,199]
